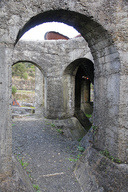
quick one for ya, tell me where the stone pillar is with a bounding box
[44,75,74,119]
[93,46,122,160]
[0,45,12,180]
[118,50,128,163]
[35,67,44,115]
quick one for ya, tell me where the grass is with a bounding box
[77,137,83,142]
[17,156,29,169]
[33,184,40,191]
[85,113,92,118]
[100,149,121,164]
[78,146,85,152]
[56,129,63,134]
[67,153,82,162]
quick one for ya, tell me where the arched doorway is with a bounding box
[12,61,45,117]
[63,58,94,130]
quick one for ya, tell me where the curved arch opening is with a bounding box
[21,21,80,41]
[12,61,45,117]
[15,9,111,48]
[63,58,94,126]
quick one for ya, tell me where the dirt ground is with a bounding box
[12,115,84,192]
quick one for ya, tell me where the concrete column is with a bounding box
[118,50,128,163]
[44,75,75,119]
[35,67,44,115]
[0,46,12,180]
[93,47,122,161]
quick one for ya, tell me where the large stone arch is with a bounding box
[0,0,127,183]
[11,9,126,162]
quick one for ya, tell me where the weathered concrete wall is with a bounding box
[35,67,44,115]
[0,0,128,185]
[0,45,13,181]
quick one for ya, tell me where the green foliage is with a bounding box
[68,153,82,162]
[85,114,92,118]
[92,125,98,135]
[33,184,40,191]
[50,123,55,127]
[100,149,121,164]
[23,72,28,80]
[12,63,26,78]
[56,129,63,134]
[12,62,35,79]
[78,146,85,152]
[68,157,78,162]
[17,156,29,169]
[77,137,83,142]
[12,85,17,96]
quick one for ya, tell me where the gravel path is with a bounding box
[12,115,83,192]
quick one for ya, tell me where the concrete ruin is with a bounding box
[0,0,128,191]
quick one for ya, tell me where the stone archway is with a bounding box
[62,58,93,130]
[0,1,127,184]
[12,60,45,116]
[13,9,124,161]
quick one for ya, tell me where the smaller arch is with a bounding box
[63,58,94,84]
[62,58,94,118]
[12,60,46,116]
[12,60,45,76]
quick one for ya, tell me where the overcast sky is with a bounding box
[21,22,80,41]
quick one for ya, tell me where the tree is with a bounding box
[12,63,26,78]
[12,85,17,98]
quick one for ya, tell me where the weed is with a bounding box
[85,114,92,118]
[67,153,82,162]
[17,156,29,169]
[56,129,63,134]
[92,125,98,135]
[68,157,78,162]
[12,124,15,127]
[50,123,55,127]
[33,184,40,191]
[100,149,121,164]
[77,137,82,142]
[45,120,56,128]
[78,146,85,152]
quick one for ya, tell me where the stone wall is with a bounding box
[0,0,128,189]
[13,37,91,119]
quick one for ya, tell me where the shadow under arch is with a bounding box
[62,58,94,129]
[12,60,45,116]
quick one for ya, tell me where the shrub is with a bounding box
[23,72,28,80]
[12,85,17,97]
